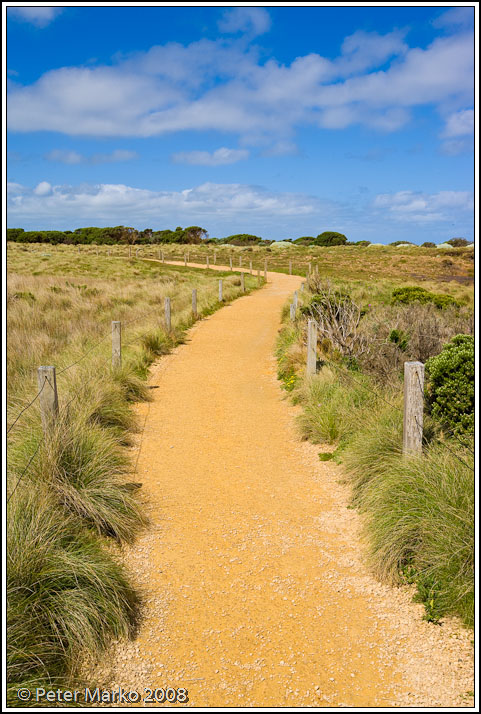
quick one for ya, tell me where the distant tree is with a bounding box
[421,242,436,248]
[447,237,469,247]
[314,231,347,246]
[183,226,208,243]
[293,236,316,245]
[221,234,263,245]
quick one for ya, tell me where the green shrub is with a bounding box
[421,242,436,248]
[425,334,474,437]
[391,286,459,309]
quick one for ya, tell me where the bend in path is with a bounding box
[92,265,473,708]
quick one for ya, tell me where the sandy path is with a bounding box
[92,264,473,708]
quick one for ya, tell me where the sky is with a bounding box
[5,3,476,243]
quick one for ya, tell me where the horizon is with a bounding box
[6,4,475,244]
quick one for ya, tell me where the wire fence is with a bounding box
[7,265,262,497]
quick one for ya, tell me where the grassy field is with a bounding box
[275,269,474,627]
[6,242,261,704]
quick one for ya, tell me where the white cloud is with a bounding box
[171,147,249,166]
[218,8,271,37]
[7,180,320,227]
[33,181,52,196]
[432,7,474,30]
[45,148,138,164]
[373,189,473,222]
[8,7,62,28]
[6,28,474,150]
[441,109,474,137]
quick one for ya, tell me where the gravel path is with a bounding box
[89,264,474,708]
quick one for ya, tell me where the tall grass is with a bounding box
[7,244,260,702]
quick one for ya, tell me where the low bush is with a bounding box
[391,286,459,309]
[425,334,474,438]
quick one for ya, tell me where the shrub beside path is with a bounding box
[90,263,473,707]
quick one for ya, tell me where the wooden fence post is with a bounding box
[219,279,223,302]
[300,282,304,292]
[239,255,242,267]
[403,361,424,455]
[293,290,298,309]
[290,303,295,321]
[192,289,197,318]
[306,319,317,375]
[241,272,245,292]
[289,260,292,275]
[129,246,132,258]
[165,297,171,332]
[257,269,261,286]
[206,255,210,270]
[229,255,233,271]
[264,259,267,281]
[37,366,59,433]
[111,321,121,369]
[184,254,187,266]
[250,260,253,274]
[214,251,217,265]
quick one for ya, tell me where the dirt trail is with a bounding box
[92,264,473,707]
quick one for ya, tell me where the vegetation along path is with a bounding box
[92,263,473,708]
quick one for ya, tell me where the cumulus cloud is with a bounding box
[7,180,320,227]
[8,6,63,28]
[6,27,474,152]
[171,147,249,166]
[373,190,473,222]
[432,7,474,30]
[218,7,271,37]
[45,148,138,164]
[441,109,474,137]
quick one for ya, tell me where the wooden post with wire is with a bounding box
[165,297,171,332]
[206,255,210,270]
[290,303,295,321]
[219,279,223,302]
[306,319,317,375]
[239,255,243,268]
[192,289,197,318]
[229,255,233,271]
[37,366,59,433]
[403,361,424,456]
[111,321,121,369]
[293,290,298,309]
[184,254,187,266]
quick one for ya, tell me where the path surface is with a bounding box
[92,264,473,708]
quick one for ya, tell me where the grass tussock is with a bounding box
[7,484,139,706]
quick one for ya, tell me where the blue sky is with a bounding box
[6,4,475,242]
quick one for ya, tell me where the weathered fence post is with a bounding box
[239,255,243,268]
[206,255,210,270]
[214,251,217,265]
[129,246,132,258]
[290,303,295,321]
[135,248,139,259]
[241,272,245,292]
[229,255,233,271]
[192,289,197,318]
[293,290,298,309]
[403,361,424,455]
[108,248,111,257]
[257,269,261,286]
[37,366,59,433]
[249,260,253,274]
[289,260,292,275]
[184,254,187,266]
[165,296,171,332]
[264,259,267,281]
[111,321,121,369]
[306,319,317,375]
[218,279,223,302]
[300,282,304,292]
